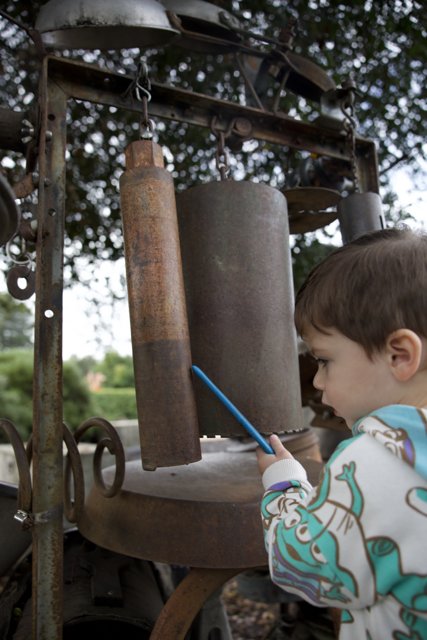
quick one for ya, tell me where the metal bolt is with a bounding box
[233,117,252,137]
[21,119,34,143]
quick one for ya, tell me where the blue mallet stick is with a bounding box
[191,365,274,454]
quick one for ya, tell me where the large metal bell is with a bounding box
[177,180,303,438]
[35,0,179,50]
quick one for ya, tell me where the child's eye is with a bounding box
[316,358,328,367]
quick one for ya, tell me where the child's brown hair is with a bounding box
[294,226,427,356]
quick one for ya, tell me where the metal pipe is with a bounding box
[31,60,67,640]
[119,138,201,470]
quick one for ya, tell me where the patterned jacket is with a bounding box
[261,405,427,639]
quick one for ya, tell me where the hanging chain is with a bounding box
[123,60,156,139]
[340,81,360,192]
[215,130,231,180]
[211,117,231,180]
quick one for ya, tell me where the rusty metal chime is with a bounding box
[119,138,201,470]
[177,180,304,437]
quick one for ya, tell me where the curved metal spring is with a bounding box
[4,416,125,525]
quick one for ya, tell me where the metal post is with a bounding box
[31,58,67,639]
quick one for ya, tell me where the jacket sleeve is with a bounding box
[261,439,378,609]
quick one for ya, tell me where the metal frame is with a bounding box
[5,53,380,638]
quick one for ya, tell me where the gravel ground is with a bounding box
[222,578,280,639]
[221,578,338,640]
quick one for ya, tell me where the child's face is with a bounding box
[303,326,397,428]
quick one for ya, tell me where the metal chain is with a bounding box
[340,86,360,192]
[215,130,230,180]
[211,117,231,180]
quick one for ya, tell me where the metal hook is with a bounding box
[338,83,360,192]
[140,118,157,140]
[122,59,152,103]
[210,117,231,180]
[135,61,152,102]
[5,236,34,267]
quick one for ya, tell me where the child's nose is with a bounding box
[313,368,324,390]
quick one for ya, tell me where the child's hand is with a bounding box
[256,434,294,474]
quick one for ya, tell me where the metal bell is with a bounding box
[35,0,179,50]
[177,180,303,437]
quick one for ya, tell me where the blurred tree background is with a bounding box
[0,291,136,441]
[0,0,425,286]
[0,0,425,436]
[0,293,136,441]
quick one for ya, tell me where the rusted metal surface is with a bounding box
[45,56,380,177]
[6,264,36,300]
[120,139,201,469]
[283,186,340,234]
[150,567,240,640]
[177,180,303,436]
[62,424,85,523]
[77,446,322,569]
[31,61,67,640]
[13,172,38,200]
[0,50,383,637]
[0,419,32,515]
[73,416,125,498]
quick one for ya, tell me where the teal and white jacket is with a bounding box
[261,405,427,639]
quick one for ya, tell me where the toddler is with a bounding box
[257,227,427,639]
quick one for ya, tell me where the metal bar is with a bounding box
[31,58,67,640]
[149,567,240,640]
[46,55,374,162]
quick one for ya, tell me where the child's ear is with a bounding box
[385,329,423,381]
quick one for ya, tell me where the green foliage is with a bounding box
[0,347,137,443]
[94,350,134,388]
[90,387,137,422]
[0,293,33,349]
[0,349,94,442]
[62,359,96,430]
[67,354,98,378]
